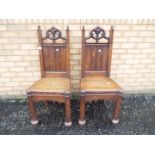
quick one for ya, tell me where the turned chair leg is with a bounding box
[79,97,86,125]
[112,96,122,124]
[28,96,38,125]
[65,97,72,127]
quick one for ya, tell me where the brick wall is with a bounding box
[0,19,155,97]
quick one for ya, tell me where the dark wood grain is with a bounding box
[79,26,123,125]
[27,26,72,126]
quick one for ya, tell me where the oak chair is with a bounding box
[27,26,72,127]
[79,26,123,125]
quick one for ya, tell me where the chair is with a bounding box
[27,26,72,126]
[79,26,123,125]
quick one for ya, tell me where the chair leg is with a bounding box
[45,100,49,106]
[64,97,72,127]
[28,96,38,125]
[112,96,122,124]
[79,96,86,125]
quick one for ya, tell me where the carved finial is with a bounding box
[82,26,85,31]
[38,25,41,31]
[67,25,69,31]
[111,26,114,31]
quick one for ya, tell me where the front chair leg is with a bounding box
[65,97,72,127]
[79,96,86,125]
[28,96,38,125]
[112,96,122,124]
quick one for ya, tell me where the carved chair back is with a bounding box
[81,26,114,77]
[38,26,70,78]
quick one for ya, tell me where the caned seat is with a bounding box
[79,26,123,125]
[27,26,72,127]
[27,78,70,93]
[81,76,122,92]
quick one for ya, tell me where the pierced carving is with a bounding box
[86,26,109,42]
[45,26,65,40]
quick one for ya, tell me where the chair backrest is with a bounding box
[38,26,70,78]
[81,26,114,78]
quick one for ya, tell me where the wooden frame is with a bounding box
[27,26,72,127]
[79,26,123,125]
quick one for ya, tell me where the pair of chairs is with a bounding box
[27,26,123,127]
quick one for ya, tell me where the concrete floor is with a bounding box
[0,94,155,135]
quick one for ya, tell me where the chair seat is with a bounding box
[27,77,70,93]
[81,76,122,92]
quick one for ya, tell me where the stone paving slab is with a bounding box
[0,95,155,135]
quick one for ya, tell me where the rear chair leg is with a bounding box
[28,96,38,125]
[45,100,49,106]
[79,97,86,125]
[65,97,72,127]
[112,96,122,124]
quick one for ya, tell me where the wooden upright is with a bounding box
[79,26,123,125]
[27,26,72,126]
